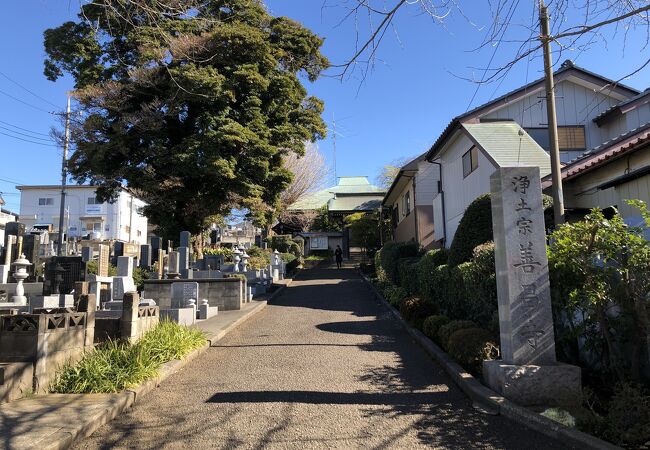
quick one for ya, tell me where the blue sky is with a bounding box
[1,1,648,213]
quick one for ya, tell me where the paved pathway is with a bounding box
[76,267,570,449]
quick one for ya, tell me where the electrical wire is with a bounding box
[0,129,59,147]
[0,125,55,142]
[0,87,54,114]
[0,119,51,137]
[0,70,60,109]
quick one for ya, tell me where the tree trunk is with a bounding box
[193,233,204,261]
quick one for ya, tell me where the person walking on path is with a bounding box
[335,245,343,269]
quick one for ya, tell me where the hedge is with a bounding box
[437,320,476,351]
[377,241,420,284]
[447,327,497,375]
[422,315,450,343]
[417,248,448,301]
[447,194,493,266]
[397,257,421,295]
[399,297,437,330]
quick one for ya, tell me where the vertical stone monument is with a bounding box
[179,231,191,249]
[167,251,180,279]
[98,244,110,277]
[0,235,14,283]
[140,244,152,268]
[81,246,92,262]
[483,166,581,406]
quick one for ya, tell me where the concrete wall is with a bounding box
[143,278,244,311]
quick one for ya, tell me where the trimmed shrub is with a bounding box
[399,297,437,329]
[417,248,448,302]
[397,257,421,295]
[448,194,492,266]
[378,241,420,284]
[437,320,476,351]
[447,327,498,375]
[603,383,650,446]
[383,285,407,307]
[270,235,302,257]
[422,315,450,342]
[374,249,388,282]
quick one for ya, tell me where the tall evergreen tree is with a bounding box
[44,0,328,244]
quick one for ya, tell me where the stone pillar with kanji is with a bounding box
[483,166,581,406]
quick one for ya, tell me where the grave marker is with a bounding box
[483,166,581,406]
[98,244,110,277]
[171,281,199,308]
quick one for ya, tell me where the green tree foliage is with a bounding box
[44,0,328,239]
[548,203,650,384]
[344,211,381,252]
[310,206,341,231]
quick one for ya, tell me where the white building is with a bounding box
[16,185,148,245]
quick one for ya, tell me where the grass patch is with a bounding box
[50,320,207,394]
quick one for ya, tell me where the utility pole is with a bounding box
[57,94,71,256]
[539,0,565,226]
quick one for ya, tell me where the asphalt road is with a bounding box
[75,267,571,449]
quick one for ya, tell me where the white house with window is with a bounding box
[427,122,551,248]
[425,61,644,247]
[16,185,148,244]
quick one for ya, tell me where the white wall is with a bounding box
[432,132,497,247]
[18,187,148,244]
[415,160,439,206]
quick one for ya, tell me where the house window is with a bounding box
[83,222,102,232]
[462,147,478,178]
[392,205,399,226]
[125,225,131,234]
[38,198,54,206]
[524,126,586,152]
[87,197,102,205]
[403,191,411,216]
[137,230,142,237]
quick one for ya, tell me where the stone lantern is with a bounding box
[232,248,242,273]
[11,254,32,305]
[240,249,249,272]
[273,249,281,266]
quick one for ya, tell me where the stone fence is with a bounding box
[0,293,96,398]
[95,292,159,343]
[143,278,246,311]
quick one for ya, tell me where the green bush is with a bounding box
[437,320,476,351]
[383,285,407,307]
[422,315,450,342]
[87,260,117,277]
[132,266,148,291]
[447,327,498,375]
[603,383,650,446]
[448,194,493,266]
[270,235,302,257]
[377,241,420,284]
[399,297,437,329]
[203,246,233,261]
[50,320,206,393]
[397,257,421,295]
[375,249,388,282]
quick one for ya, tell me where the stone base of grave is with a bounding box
[198,304,218,320]
[103,300,123,310]
[30,294,74,311]
[0,303,28,313]
[483,360,582,407]
[160,307,196,326]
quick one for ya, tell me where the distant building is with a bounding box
[382,154,438,250]
[16,185,148,245]
[0,194,18,248]
[288,176,385,219]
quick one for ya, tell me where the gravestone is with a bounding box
[157,249,165,278]
[171,282,199,308]
[117,256,133,277]
[203,255,223,270]
[178,247,189,273]
[140,244,152,268]
[180,231,191,248]
[98,244,110,277]
[43,257,87,295]
[167,251,180,279]
[151,237,162,263]
[483,166,581,406]
[113,241,124,264]
[81,246,92,262]
[112,276,136,302]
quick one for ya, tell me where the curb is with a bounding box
[362,275,621,450]
[54,287,290,450]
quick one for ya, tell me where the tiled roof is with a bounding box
[593,89,650,125]
[288,177,385,211]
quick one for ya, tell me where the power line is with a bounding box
[0,70,60,109]
[0,129,59,147]
[0,87,54,114]
[0,125,55,142]
[0,176,26,184]
[0,119,51,137]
